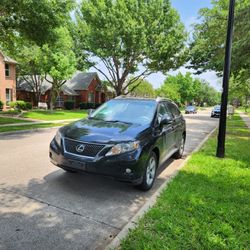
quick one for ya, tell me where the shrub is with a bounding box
[0,100,4,110]
[9,101,16,109]
[64,100,75,110]
[16,101,27,110]
[25,102,32,110]
[79,102,96,109]
[9,101,32,110]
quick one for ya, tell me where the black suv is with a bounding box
[50,97,186,190]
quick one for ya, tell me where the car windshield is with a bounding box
[90,99,157,125]
[214,105,221,110]
[186,106,194,109]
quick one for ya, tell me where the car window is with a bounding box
[157,103,173,123]
[167,103,181,118]
[90,99,157,125]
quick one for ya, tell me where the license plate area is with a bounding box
[68,160,86,170]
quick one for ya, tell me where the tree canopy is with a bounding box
[128,79,155,98]
[156,73,220,106]
[0,0,75,46]
[189,0,250,106]
[189,0,250,77]
[75,0,187,96]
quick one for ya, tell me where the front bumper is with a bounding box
[211,112,220,117]
[49,139,145,184]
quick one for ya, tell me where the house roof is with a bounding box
[17,71,102,95]
[0,50,18,64]
[66,71,101,90]
[17,76,78,96]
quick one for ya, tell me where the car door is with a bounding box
[156,102,176,163]
[166,102,184,148]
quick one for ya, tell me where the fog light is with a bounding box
[126,168,132,174]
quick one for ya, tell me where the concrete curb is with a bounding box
[0,126,62,137]
[106,125,218,250]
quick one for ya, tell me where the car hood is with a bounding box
[60,119,150,143]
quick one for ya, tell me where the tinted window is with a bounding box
[167,103,181,118]
[157,103,173,123]
[90,99,157,125]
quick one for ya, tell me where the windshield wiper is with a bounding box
[105,120,132,125]
[88,117,104,121]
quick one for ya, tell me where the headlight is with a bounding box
[106,141,140,156]
[54,130,62,147]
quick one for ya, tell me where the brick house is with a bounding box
[17,71,114,108]
[0,51,17,110]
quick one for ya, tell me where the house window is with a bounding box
[5,64,10,77]
[88,92,94,103]
[55,95,64,108]
[68,96,75,102]
[6,89,12,105]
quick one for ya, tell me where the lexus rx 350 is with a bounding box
[49,97,186,190]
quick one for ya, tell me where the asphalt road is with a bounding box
[0,110,218,250]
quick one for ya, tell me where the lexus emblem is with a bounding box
[76,144,85,153]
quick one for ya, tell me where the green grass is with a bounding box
[237,107,250,116]
[0,110,21,116]
[21,109,88,121]
[0,122,65,133]
[121,114,250,249]
[0,117,32,125]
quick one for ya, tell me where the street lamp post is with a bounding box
[216,0,236,158]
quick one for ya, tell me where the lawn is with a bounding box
[121,114,250,249]
[237,107,250,116]
[0,117,32,125]
[0,122,65,133]
[21,109,88,121]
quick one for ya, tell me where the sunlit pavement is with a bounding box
[0,109,218,250]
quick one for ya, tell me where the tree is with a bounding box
[197,80,220,106]
[189,0,250,100]
[0,0,75,46]
[156,72,220,106]
[75,0,187,96]
[128,79,155,98]
[16,45,45,106]
[229,71,250,110]
[156,83,181,105]
[42,27,77,110]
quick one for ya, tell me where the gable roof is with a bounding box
[0,50,18,64]
[17,76,78,96]
[66,71,101,90]
[17,71,102,95]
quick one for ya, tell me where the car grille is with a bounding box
[64,138,105,157]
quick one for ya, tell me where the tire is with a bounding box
[173,135,185,159]
[136,152,157,191]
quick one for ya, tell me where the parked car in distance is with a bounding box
[211,105,221,118]
[185,105,197,114]
[50,97,186,191]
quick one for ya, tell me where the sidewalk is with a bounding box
[238,112,250,128]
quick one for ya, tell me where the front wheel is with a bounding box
[136,152,157,191]
[173,135,185,159]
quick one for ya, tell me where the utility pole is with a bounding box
[216,0,236,158]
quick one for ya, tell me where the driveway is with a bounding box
[0,110,218,250]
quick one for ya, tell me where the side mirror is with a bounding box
[160,114,173,126]
[88,108,95,116]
